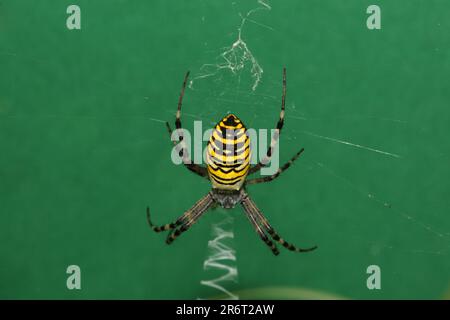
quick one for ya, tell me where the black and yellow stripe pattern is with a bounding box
[206,114,251,190]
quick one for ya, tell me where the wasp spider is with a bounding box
[147,68,317,255]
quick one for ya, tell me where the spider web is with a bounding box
[1,0,449,300]
[179,0,450,299]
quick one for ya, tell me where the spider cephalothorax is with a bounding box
[210,189,244,209]
[146,68,317,255]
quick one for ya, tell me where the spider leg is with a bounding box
[146,207,183,232]
[250,67,286,175]
[240,198,280,255]
[175,71,189,130]
[166,72,208,179]
[246,148,304,185]
[146,192,213,233]
[165,193,215,244]
[241,192,317,253]
[166,121,208,178]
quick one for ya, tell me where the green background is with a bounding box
[1,0,449,299]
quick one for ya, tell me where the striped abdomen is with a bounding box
[206,114,250,190]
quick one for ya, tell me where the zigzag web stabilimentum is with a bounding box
[198,214,239,300]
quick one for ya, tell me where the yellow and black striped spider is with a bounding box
[147,68,317,255]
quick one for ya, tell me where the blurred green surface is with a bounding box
[1,0,449,299]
